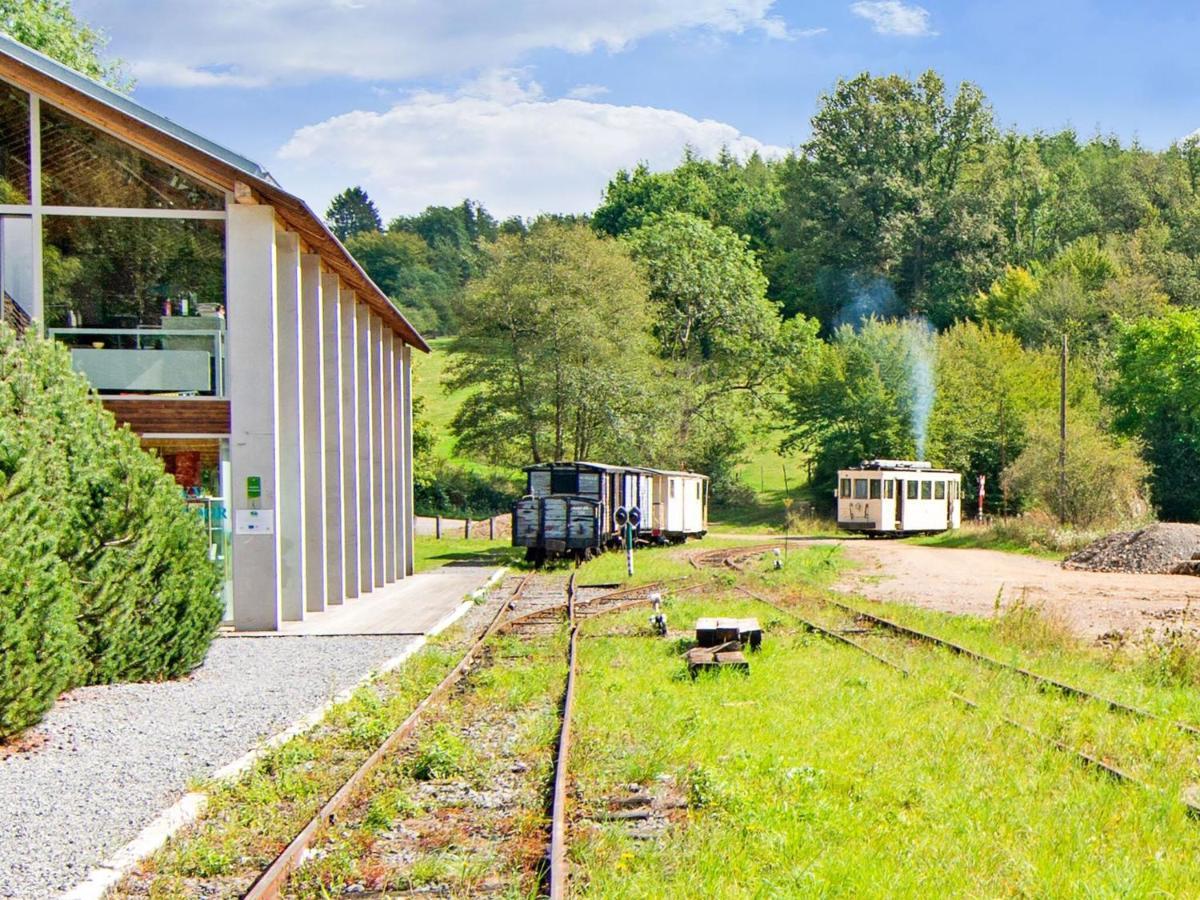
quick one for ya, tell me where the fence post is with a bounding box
[489,516,495,540]
[435,515,441,539]
[465,517,472,540]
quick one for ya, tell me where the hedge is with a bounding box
[0,326,223,739]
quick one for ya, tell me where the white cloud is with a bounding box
[77,0,796,86]
[850,1,936,37]
[567,84,610,100]
[274,74,787,220]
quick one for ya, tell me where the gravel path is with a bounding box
[833,540,1200,640]
[0,634,420,899]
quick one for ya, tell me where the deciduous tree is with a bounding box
[447,221,657,465]
[0,0,128,88]
[1110,310,1200,520]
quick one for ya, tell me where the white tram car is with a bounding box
[836,459,962,536]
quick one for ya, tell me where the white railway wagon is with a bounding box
[836,460,961,536]
[647,469,709,541]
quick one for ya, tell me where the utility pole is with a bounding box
[1058,334,1068,526]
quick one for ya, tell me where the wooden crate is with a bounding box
[686,645,749,677]
[696,617,762,650]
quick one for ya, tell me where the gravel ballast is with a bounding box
[0,634,421,899]
[1064,523,1200,574]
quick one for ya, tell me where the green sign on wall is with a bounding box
[246,475,261,500]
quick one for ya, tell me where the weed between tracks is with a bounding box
[568,548,1200,896]
[284,632,567,897]
[113,628,476,898]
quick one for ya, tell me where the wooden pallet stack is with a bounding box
[686,617,762,677]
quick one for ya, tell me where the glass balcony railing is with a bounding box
[48,317,226,397]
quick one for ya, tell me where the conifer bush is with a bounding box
[0,326,222,739]
[0,463,79,737]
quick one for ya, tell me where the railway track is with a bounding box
[242,573,541,899]
[238,570,680,899]
[711,544,1200,737]
[701,546,1200,815]
[688,543,782,570]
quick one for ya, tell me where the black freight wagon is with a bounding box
[512,462,652,564]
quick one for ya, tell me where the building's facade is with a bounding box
[0,35,428,630]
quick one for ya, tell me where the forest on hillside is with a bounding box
[330,71,1200,528]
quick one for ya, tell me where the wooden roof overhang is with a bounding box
[0,44,429,353]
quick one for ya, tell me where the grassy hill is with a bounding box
[411,337,809,530]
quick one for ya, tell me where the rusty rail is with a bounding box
[737,586,908,676]
[817,595,1200,739]
[733,582,1200,813]
[710,544,1200,740]
[504,577,694,632]
[243,572,534,900]
[548,573,578,900]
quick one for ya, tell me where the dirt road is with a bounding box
[830,540,1200,641]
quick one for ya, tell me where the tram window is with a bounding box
[935,481,946,500]
[840,478,851,498]
[907,480,918,499]
[869,479,881,499]
[885,480,895,499]
[854,479,868,499]
[921,480,932,499]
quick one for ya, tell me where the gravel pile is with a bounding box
[0,633,420,899]
[1063,523,1200,574]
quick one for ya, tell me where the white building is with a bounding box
[0,34,429,630]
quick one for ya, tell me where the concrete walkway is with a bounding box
[235,562,502,636]
[0,562,503,900]
[281,563,499,635]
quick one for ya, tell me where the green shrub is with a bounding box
[0,465,79,736]
[414,460,519,518]
[0,326,222,739]
[1002,414,1150,529]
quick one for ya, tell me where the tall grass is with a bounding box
[912,512,1108,558]
[572,590,1200,896]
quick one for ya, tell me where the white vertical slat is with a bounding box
[402,343,415,576]
[370,314,386,587]
[339,287,360,599]
[299,254,327,613]
[227,204,281,630]
[321,273,344,604]
[273,231,304,621]
[381,329,397,583]
[356,304,373,592]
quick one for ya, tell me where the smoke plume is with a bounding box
[838,276,937,461]
[903,317,936,461]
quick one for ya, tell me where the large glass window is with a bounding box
[1,216,33,330]
[0,84,30,204]
[854,478,868,499]
[41,104,224,210]
[44,215,226,395]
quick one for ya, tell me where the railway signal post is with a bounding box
[616,506,640,577]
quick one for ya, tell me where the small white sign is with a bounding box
[235,508,275,535]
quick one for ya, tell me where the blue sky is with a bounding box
[71,1,1200,220]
